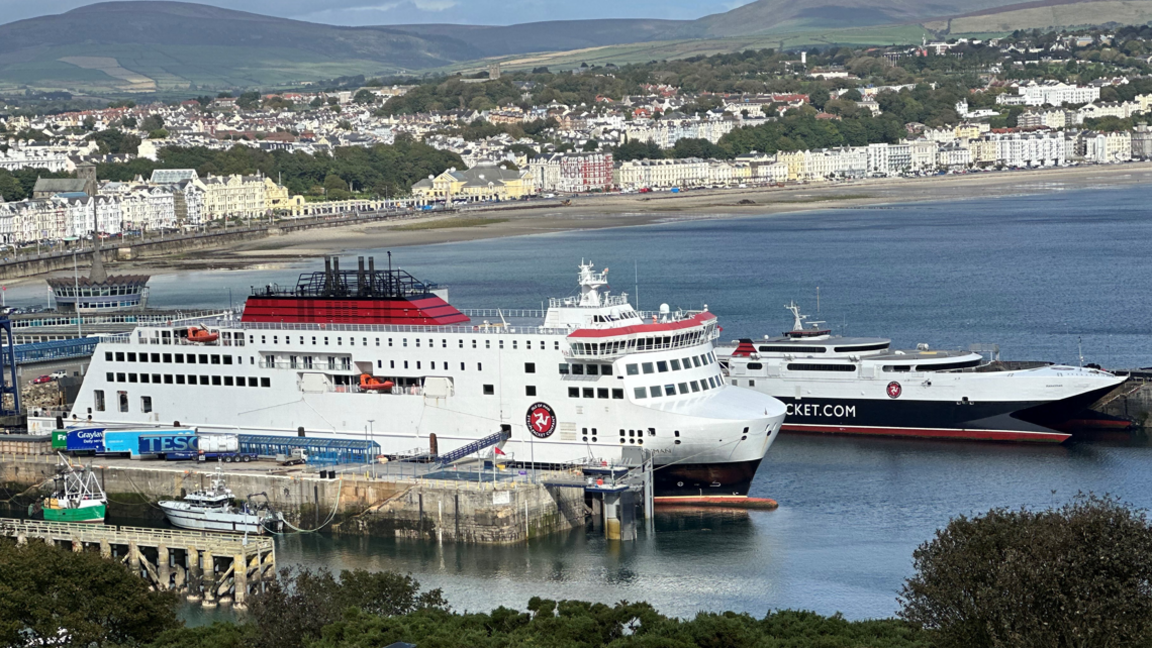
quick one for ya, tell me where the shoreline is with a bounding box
[32,162,1152,280]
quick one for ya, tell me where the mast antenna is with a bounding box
[1078,336,1084,367]
[634,260,639,311]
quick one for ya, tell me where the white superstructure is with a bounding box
[71,260,786,498]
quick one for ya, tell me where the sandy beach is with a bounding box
[89,162,1152,276]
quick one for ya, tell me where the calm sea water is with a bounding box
[13,184,1152,620]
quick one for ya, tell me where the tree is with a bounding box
[248,567,445,648]
[81,116,96,132]
[353,89,376,104]
[582,138,600,152]
[0,539,179,647]
[0,170,22,202]
[140,114,165,132]
[89,129,142,155]
[900,495,1152,648]
[236,91,261,110]
[150,129,170,140]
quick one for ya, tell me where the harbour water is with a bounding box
[12,184,1152,620]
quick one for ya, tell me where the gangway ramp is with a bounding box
[435,430,510,466]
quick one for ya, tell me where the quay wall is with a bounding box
[0,456,586,544]
[1097,377,1152,430]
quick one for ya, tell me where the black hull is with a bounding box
[775,383,1121,442]
[653,459,762,498]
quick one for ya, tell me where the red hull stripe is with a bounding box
[568,311,715,339]
[782,423,1070,443]
[241,296,470,326]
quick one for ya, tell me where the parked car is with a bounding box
[32,375,53,384]
[49,370,67,380]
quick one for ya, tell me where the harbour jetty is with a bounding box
[0,454,589,544]
[0,516,274,609]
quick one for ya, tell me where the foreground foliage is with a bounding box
[0,539,180,647]
[900,494,1152,648]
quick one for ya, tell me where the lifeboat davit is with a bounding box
[186,326,219,343]
[359,374,393,392]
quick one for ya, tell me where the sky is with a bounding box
[0,0,752,26]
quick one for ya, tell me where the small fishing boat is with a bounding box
[34,453,107,523]
[158,467,283,534]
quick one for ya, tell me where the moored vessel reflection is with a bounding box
[716,302,1126,443]
[69,258,786,499]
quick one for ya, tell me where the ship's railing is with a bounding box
[459,309,547,319]
[236,321,574,336]
[7,310,228,330]
[548,294,631,309]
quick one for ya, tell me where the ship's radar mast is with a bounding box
[784,301,829,337]
[578,261,610,307]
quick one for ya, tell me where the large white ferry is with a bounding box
[69,258,786,499]
[717,303,1126,443]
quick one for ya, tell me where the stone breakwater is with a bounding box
[0,456,587,544]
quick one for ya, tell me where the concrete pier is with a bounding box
[0,517,273,607]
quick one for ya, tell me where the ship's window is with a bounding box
[152,374,161,383]
[664,385,676,396]
[186,374,196,384]
[390,361,395,369]
[559,364,569,375]
[483,384,495,395]
[459,339,464,348]
[224,356,233,365]
[118,391,128,413]
[175,375,185,385]
[415,339,420,348]
[235,377,244,388]
[164,375,173,384]
[586,364,598,376]
[261,336,266,344]
[626,364,639,375]
[682,357,693,369]
[582,387,594,398]
[675,440,681,445]
[477,363,483,371]
[692,356,701,367]
[377,360,382,369]
[105,352,113,361]
[690,381,700,392]
[612,388,624,399]
[787,363,856,372]
[338,337,344,346]
[223,376,234,386]
[512,340,517,350]
[248,377,258,387]
[106,372,114,382]
[678,382,689,394]
[260,378,271,388]
[115,352,125,362]
[835,343,889,353]
[642,362,654,374]
[94,390,105,412]
[139,354,148,363]
[569,387,580,398]
[388,338,393,347]
[186,354,196,365]
[748,380,756,387]
[403,361,408,369]
[884,365,911,372]
[199,354,208,364]
[128,373,138,383]
[416,361,423,370]
[620,429,626,437]
[460,362,465,370]
[128,352,136,362]
[670,359,681,371]
[525,362,536,374]
[597,388,609,399]
[628,430,634,437]
[141,396,152,413]
[151,353,160,362]
[486,340,491,349]
[657,361,668,373]
[273,336,279,344]
[760,345,827,354]
[376,338,380,347]
[707,377,715,388]
[649,386,660,398]
[554,341,560,350]
[571,364,584,375]
[349,338,355,346]
[917,359,982,371]
[199,376,209,385]
[526,385,536,396]
[472,340,477,349]
[747,362,763,370]
[634,387,646,399]
[249,335,255,344]
[526,341,532,350]
[211,354,220,365]
[163,353,172,363]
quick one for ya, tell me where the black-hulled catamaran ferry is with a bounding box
[716,303,1125,443]
[69,258,785,499]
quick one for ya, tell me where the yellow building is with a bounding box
[412,163,534,201]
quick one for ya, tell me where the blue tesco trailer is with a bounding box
[103,428,197,457]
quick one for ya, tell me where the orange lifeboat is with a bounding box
[360,374,394,392]
[186,326,219,343]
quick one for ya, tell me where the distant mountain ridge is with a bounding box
[0,0,1146,92]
